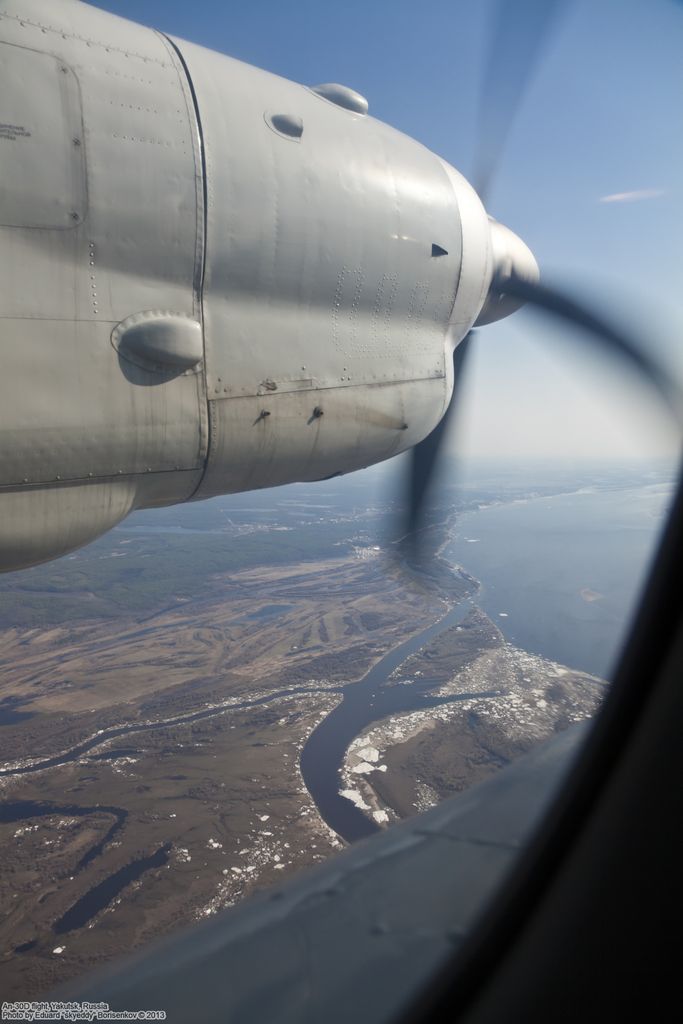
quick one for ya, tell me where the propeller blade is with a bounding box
[404,331,475,549]
[500,273,683,427]
[400,274,681,568]
[474,0,568,203]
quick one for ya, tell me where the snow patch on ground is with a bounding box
[340,788,370,811]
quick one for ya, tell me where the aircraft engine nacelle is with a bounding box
[0,0,530,572]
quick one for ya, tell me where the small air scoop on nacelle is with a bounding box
[474,218,540,326]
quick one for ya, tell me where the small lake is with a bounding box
[0,697,35,727]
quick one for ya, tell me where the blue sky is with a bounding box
[92,0,683,460]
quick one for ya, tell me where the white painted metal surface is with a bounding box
[0,0,535,570]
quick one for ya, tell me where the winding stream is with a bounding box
[4,479,666,943]
[0,800,127,874]
[1,687,341,938]
[0,685,340,778]
[4,593,487,933]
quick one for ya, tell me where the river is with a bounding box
[5,478,670,934]
[443,483,671,678]
[300,480,672,839]
[4,595,495,936]
[299,598,501,842]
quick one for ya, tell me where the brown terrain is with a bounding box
[343,609,606,822]
[0,551,451,999]
[0,513,608,1002]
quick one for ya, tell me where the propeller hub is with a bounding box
[474,218,539,326]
